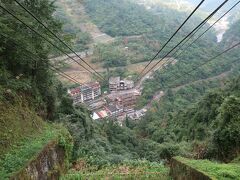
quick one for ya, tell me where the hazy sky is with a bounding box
[186,0,238,12]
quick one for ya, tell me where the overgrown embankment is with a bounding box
[170,157,240,180]
[0,95,73,179]
[0,95,45,156]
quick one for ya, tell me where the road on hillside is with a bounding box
[135,58,177,90]
[139,70,232,111]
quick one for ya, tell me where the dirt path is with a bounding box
[172,70,230,92]
[140,70,231,111]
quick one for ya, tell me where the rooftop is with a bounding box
[107,89,141,100]
[105,104,119,113]
[109,77,120,84]
[123,78,134,85]
[68,82,100,95]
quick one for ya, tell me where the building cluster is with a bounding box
[68,82,101,104]
[92,77,142,123]
[109,77,134,92]
[68,76,145,123]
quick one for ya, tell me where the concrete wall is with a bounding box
[11,141,67,180]
[170,158,212,180]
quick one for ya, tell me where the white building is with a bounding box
[68,82,101,104]
[109,77,134,93]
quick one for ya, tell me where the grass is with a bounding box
[0,95,72,179]
[0,96,45,156]
[231,156,240,164]
[0,124,71,179]
[61,160,170,180]
[175,156,240,180]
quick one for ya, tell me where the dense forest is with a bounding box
[85,0,219,68]
[138,16,240,107]
[0,0,240,179]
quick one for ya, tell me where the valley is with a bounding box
[0,0,240,179]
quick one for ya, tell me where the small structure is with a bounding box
[105,104,124,117]
[127,109,147,120]
[107,90,141,111]
[87,99,106,111]
[115,90,141,109]
[109,77,134,93]
[92,110,108,120]
[68,82,101,104]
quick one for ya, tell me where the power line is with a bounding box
[156,0,240,79]
[183,41,240,76]
[50,66,80,84]
[173,0,240,63]
[137,0,229,84]
[137,0,206,79]
[164,41,240,89]
[0,33,82,85]
[162,57,240,91]
[13,0,105,80]
[0,4,105,81]
[0,33,101,87]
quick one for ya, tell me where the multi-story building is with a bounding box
[107,90,141,110]
[109,77,134,92]
[116,90,141,110]
[109,77,120,92]
[68,82,101,104]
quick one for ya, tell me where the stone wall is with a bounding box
[11,141,67,180]
[170,158,212,180]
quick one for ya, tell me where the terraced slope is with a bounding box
[55,0,114,44]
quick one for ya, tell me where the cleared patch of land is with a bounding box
[59,57,174,84]
[56,0,114,45]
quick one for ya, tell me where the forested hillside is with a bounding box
[84,0,214,39]
[54,0,92,52]
[0,1,74,178]
[83,0,218,69]
[84,0,161,37]
[0,0,63,119]
[137,76,240,161]
[138,12,240,107]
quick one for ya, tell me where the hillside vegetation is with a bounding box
[175,157,240,179]
[84,0,218,68]
[139,76,240,161]
[62,160,169,180]
[54,0,92,52]
[135,21,240,160]
[0,94,72,179]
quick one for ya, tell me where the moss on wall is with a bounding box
[170,157,240,180]
[11,142,66,180]
[170,157,212,180]
[0,125,73,180]
[0,95,73,179]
